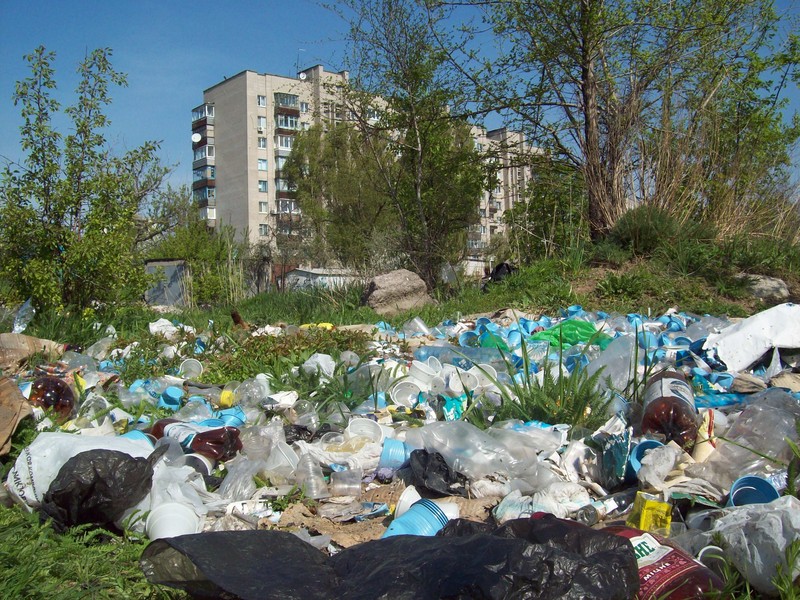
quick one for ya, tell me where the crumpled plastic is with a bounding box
[493,483,591,521]
[140,516,639,599]
[40,448,162,532]
[408,449,469,497]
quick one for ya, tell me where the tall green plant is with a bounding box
[0,46,170,310]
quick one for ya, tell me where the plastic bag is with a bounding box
[140,516,639,599]
[39,448,162,532]
[408,449,469,497]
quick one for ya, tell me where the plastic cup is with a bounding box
[426,356,442,374]
[458,331,481,347]
[182,453,215,476]
[345,417,384,444]
[179,358,203,380]
[329,467,363,497]
[217,405,246,428]
[628,439,665,476]
[382,498,451,538]
[145,502,200,539]
[391,380,422,407]
[446,370,479,396]
[120,429,156,447]
[468,363,498,387]
[726,475,780,507]
[158,386,184,411]
[394,485,422,517]
[409,360,437,385]
[379,438,412,470]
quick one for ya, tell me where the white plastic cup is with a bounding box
[394,485,423,517]
[345,416,384,444]
[182,453,215,476]
[409,359,437,385]
[179,358,203,380]
[146,502,200,539]
[446,370,479,396]
[390,380,422,407]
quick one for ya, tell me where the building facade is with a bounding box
[191,66,349,246]
[192,68,533,277]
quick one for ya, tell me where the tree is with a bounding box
[335,0,488,288]
[437,0,799,237]
[283,122,400,273]
[0,46,172,310]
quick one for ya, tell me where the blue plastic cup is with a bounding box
[158,386,185,411]
[626,439,665,481]
[198,418,226,428]
[217,406,246,428]
[458,331,481,347]
[381,498,450,538]
[378,438,413,470]
[726,475,780,507]
[121,429,156,447]
[566,304,584,317]
[637,331,660,350]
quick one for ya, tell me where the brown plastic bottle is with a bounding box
[640,370,699,451]
[150,418,242,461]
[28,376,76,423]
[605,524,726,599]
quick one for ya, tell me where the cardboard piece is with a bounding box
[0,377,32,456]
[0,333,65,375]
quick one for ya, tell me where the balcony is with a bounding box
[275,212,302,224]
[192,179,216,191]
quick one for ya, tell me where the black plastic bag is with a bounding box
[408,449,468,497]
[40,447,162,532]
[140,517,638,599]
[140,530,338,600]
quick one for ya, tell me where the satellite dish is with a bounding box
[191,133,202,143]
[299,72,307,81]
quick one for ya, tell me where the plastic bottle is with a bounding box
[640,370,699,451]
[604,524,725,599]
[149,418,243,461]
[28,376,76,422]
[575,487,638,527]
[12,298,35,334]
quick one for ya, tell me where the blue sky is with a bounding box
[1,0,798,188]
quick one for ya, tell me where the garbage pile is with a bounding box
[2,302,800,598]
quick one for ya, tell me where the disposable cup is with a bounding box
[217,406,246,428]
[395,485,422,517]
[627,439,665,476]
[179,358,203,380]
[390,380,422,408]
[446,370,479,396]
[330,468,363,497]
[345,417,384,444]
[264,441,299,472]
[158,386,184,411]
[409,360,437,385]
[426,356,442,375]
[458,331,480,347]
[182,453,215,476]
[726,475,780,507]
[429,376,447,397]
[378,438,413,470]
[146,502,200,539]
[120,429,156,447]
[382,498,451,538]
[468,363,498,387]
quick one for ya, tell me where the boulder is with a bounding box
[737,273,790,303]
[362,269,435,316]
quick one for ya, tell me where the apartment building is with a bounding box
[192,68,532,276]
[191,66,349,245]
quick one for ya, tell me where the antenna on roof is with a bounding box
[295,48,306,76]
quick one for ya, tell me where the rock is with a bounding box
[737,273,790,303]
[362,269,435,316]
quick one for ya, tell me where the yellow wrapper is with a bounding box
[626,491,672,535]
[691,409,717,463]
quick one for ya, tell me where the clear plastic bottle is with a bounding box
[12,298,35,334]
[575,488,638,526]
[604,524,725,599]
[640,370,699,451]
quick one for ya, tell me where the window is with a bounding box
[193,145,214,161]
[275,156,288,171]
[193,165,215,181]
[193,187,215,202]
[367,107,380,121]
[258,224,269,236]
[191,104,214,121]
[258,201,269,213]
[258,137,267,149]
[480,225,487,234]
[278,199,299,214]
[257,159,268,171]
[257,116,267,130]
[275,178,289,192]
[258,180,268,192]
[257,95,266,107]
[479,208,486,218]
[277,135,293,150]
[277,114,299,129]
[200,207,216,221]
[300,101,309,113]
[274,93,299,108]
[301,121,310,130]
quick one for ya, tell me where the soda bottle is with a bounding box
[575,487,638,527]
[604,524,725,599]
[640,370,699,451]
[28,376,76,423]
[149,418,243,461]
